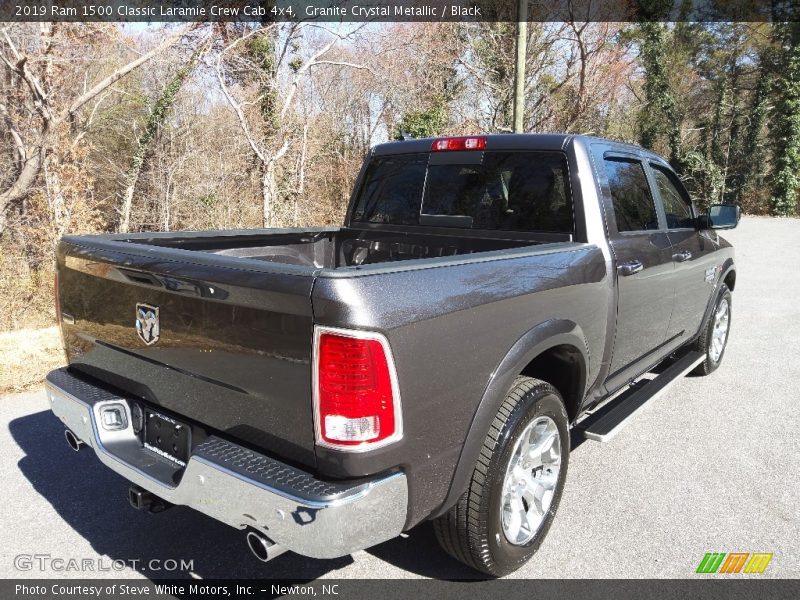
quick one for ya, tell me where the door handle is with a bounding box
[673,250,692,262]
[617,260,644,276]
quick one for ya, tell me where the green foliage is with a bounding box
[633,21,791,213]
[637,23,682,166]
[124,52,199,194]
[467,23,516,131]
[394,100,448,140]
[245,31,279,130]
[199,192,218,208]
[728,56,772,205]
[134,62,193,164]
[393,45,461,140]
[709,77,729,167]
[681,149,725,209]
[769,22,800,216]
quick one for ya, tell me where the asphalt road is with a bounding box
[1,216,798,581]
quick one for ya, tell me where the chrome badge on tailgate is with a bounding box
[135,303,160,345]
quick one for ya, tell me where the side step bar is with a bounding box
[579,350,705,442]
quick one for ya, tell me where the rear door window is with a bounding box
[604,157,660,232]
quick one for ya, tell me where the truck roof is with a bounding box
[372,133,670,166]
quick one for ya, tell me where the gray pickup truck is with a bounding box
[47,134,739,576]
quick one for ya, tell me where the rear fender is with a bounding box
[431,319,589,518]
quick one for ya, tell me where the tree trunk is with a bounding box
[262,165,276,228]
[43,156,70,238]
[118,159,140,234]
[0,146,44,235]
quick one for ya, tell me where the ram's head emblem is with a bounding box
[135,303,160,346]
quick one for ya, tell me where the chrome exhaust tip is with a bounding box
[64,429,84,452]
[246,531,286,563]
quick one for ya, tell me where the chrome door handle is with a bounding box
[617,260,644,276]
[673,250,692,262]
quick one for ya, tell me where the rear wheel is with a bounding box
[692,284,732,376]
[433,377,569,576]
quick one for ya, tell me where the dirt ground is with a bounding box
[0,326,63,393]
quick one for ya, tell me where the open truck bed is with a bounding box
[102,226,552,269]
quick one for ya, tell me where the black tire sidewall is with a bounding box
[484,388,570,573]
[704,285,732,372]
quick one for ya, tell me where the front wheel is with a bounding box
[433,377,570,576]
[692,284,732,376]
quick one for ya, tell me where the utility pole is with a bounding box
[512,0,528,133]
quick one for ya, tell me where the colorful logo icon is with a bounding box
[696,552,773,574]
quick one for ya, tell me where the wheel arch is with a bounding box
[431,319,589,519]
[723,266,736,291]
[695,260,735,342]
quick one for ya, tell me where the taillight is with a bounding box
[431,136,487,152]
[314,327,402,450]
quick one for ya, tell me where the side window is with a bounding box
[604,157,659,232]
[651,165,694,229]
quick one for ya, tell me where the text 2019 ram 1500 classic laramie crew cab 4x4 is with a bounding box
[47,134,739,576]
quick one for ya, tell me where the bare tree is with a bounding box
[215,23,368,227]
[118,33,212,233]
[0,23,199,235]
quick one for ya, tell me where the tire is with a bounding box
[433,377,570,577]
[692,284,732,376]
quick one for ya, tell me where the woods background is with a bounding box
[1,20,799,332]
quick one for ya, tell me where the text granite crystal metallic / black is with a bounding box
[46,133,738,576]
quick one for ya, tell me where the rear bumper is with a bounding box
[45,368,408,559]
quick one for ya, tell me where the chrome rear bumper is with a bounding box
[45,368,408,559]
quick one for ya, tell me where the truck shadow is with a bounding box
[9,410,353,581]
[11,409,490,581]
[364,524,488,580]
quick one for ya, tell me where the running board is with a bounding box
[579,351,705,442]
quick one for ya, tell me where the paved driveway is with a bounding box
[1,216,798,580]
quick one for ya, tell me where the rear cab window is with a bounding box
[351,154,427,226]
[351,151,574,234]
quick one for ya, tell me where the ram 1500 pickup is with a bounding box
[47,134,739,575]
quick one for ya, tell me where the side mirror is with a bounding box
[699,204,741,230]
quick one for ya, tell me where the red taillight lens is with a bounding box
[431,136,487,152]
[315,329,401,448]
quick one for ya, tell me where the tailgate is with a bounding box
[55,238,318,468]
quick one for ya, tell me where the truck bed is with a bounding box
[111,226,548,269]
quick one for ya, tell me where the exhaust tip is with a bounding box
[64,429,84,452]
[246,531,285,563]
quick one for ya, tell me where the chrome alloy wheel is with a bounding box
[500,416,561,545]
[709,298,730,362]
